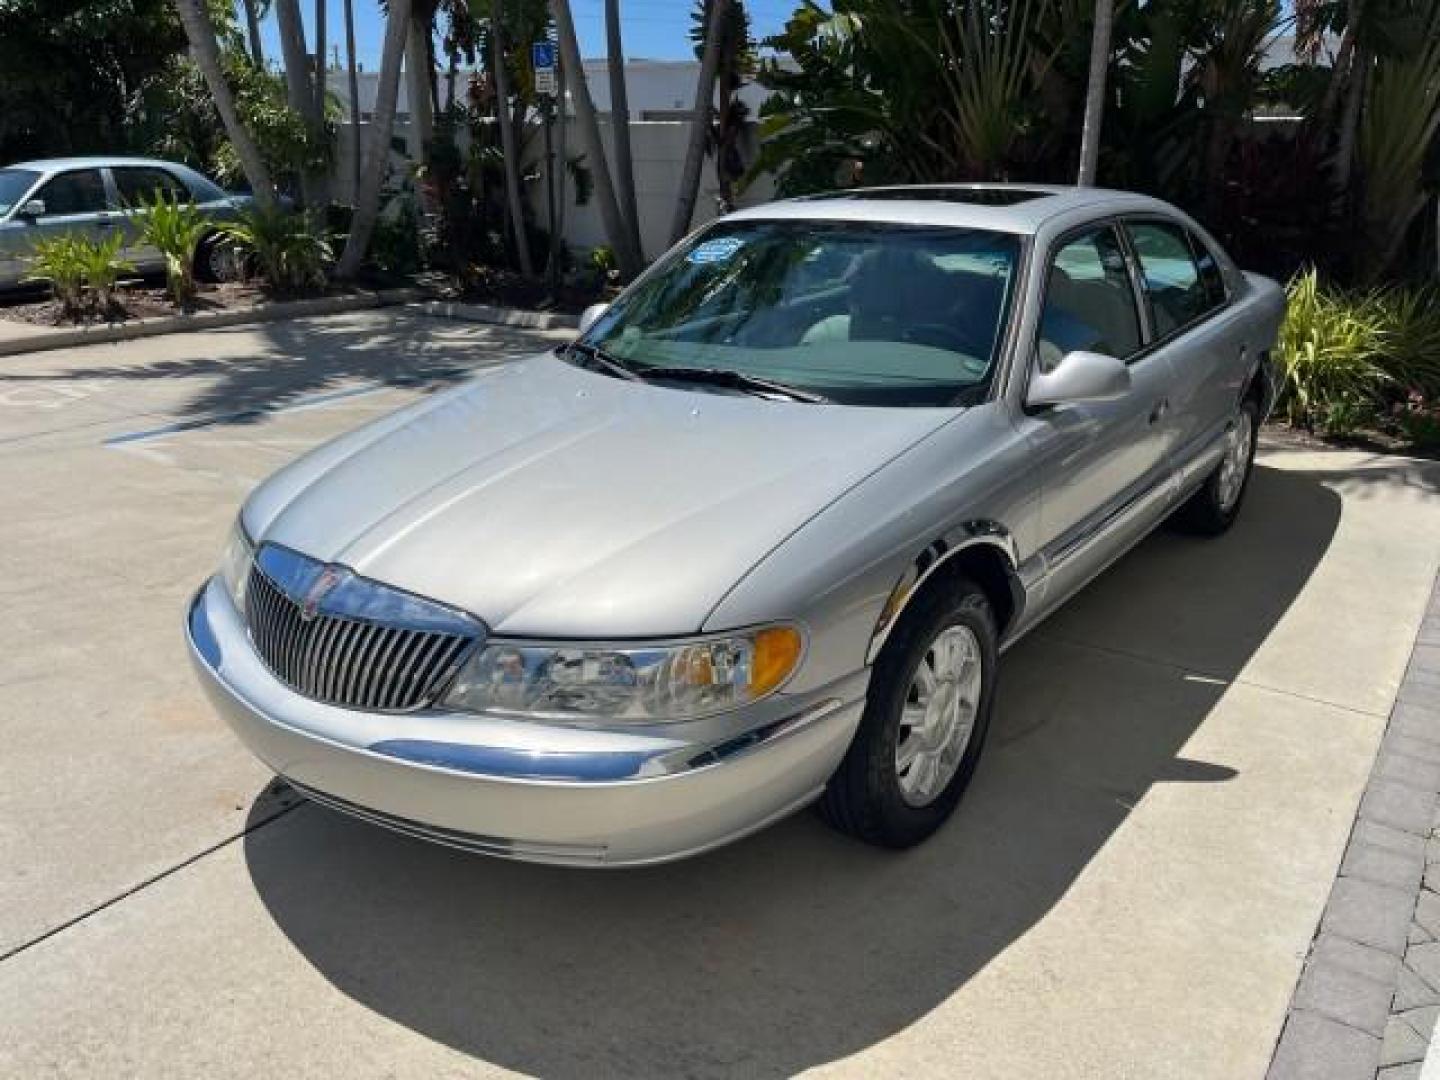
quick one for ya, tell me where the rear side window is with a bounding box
[114,167,189,204]
[1189,231,1228,309]
[35,169,109,216]
[1126,220,1217,337]
[1037,225,1142,371]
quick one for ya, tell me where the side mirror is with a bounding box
[578,302,609,335]
[1028,350,1131,408]
[17,199,45,219]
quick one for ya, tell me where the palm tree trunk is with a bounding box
[551,0,642,278]
[174,0,277,207]
[405,13,435,163]
[547,50,569,285]
[1076,0,1114,185]
[337,0,413,278]
[242,0,266,67]
[605,0,642,259]
[1334,48,1368,195]
[343,0,362,201]
[492,0,535,276]
[670,0,726,244]
[274,0,321,205]
[311,0,330,205]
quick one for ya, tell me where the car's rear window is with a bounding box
[0,168,40,216]
[582,219,1023,408]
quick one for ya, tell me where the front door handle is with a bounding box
[1149,398,1170,425]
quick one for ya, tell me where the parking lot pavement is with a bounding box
[1,310,1437,1078]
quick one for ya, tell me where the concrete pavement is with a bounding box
[1,309,1437,1077]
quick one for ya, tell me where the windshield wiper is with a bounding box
[563,341,643,382]
[637,366,828,404]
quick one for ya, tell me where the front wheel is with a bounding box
[820,577,998,848]
[1171,397,1259,535]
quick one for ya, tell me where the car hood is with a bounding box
[251,353,956,637]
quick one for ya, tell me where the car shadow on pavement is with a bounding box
[241,464,1340,1078]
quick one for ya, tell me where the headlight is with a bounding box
[219,517,255,610]
[443,625,804,722]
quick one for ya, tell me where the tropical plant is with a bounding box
[689,0,757,211]
[1376,284,1440,396]
[1275,268,1391,431]
[222,206,334,293]
[136,191,213,307]
[673,0,729,242]
[23,233,134,323]
[23,235,89,320]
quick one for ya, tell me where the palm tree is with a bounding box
[241,0,269,67]
[605,0,642,257]
[551,0,642,278]
[274,0,325,204]
[1076,0,1114,185]
[491,0,536,275]
[173,0,277,206]
[338,0,414,277]
[671,0,726,244]
[343,0,362,198]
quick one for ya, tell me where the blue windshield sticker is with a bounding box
[687,237,744,264]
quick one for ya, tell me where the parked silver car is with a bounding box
[0,156,246,287]
[188,184,1285,866]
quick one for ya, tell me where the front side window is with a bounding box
[0,169,40,217]
[1037,225,1142,372]
[114,167,189,205]
[579,220,1023,407]
[1127,220,1213,337]
[35,170,109,216]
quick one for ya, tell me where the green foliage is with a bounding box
[1277,269,1440,438]
[23,232,133,323]
[220,206,333,294]
[0,0,186,162]
[369,199,423,278]
[135,191,213,307]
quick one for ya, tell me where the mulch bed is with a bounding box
[0,280,270,328]
[1263,420,1440,461]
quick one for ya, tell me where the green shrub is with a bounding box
[220,206,333,294]
[23,231,133,322]
[1393,391,1440,448]
[1277,269,1391,434]
[23,234,88,319]
[135,190,211,307]
[1374,285,1440,398]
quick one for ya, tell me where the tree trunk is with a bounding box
[551,0,642,278]
[1334,48,1368,195]
[404,15,435,164]
[1076,0,1114,186]
[605,0,642,259]
[174,0,277,207]
[671,0,725,244]
[311,0,330,205]
[337,0,412,278]
[547,49,569,285]
[344,0,362,201]
[242,0,266,67]
[274,0,321,205]
[491,0,535,276]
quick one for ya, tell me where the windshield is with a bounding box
[581,219,1022,407]
[0,169,40,217]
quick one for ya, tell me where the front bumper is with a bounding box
[187,577,865,866]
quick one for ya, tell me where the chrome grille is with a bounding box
[244,548,480,712]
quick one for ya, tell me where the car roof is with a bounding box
[4,156,194,173]
[723,183,1178,235]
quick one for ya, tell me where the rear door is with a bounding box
[1122,217,1249,487]
[110,165,193,271]
[1018,221,1178,606]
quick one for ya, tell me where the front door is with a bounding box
[1016,222,1177,609]
[25,168,118,260]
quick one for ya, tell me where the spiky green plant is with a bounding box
[1276,268,1391,433]
[75,231,134,315]
[22,234,88,320]
[1374,285,1440,399]
[219,205,333,294]
[135,190,211,307]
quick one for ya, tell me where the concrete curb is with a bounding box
[410,299,579,331]
[0,288,428,359]
[1268,571,1440,1080]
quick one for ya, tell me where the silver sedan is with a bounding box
[0,156,248,287]
[187,184,1286,866]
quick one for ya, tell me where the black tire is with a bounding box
[820,575,998,848]
[1171,396,1260,536]
[194,233,231,284]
